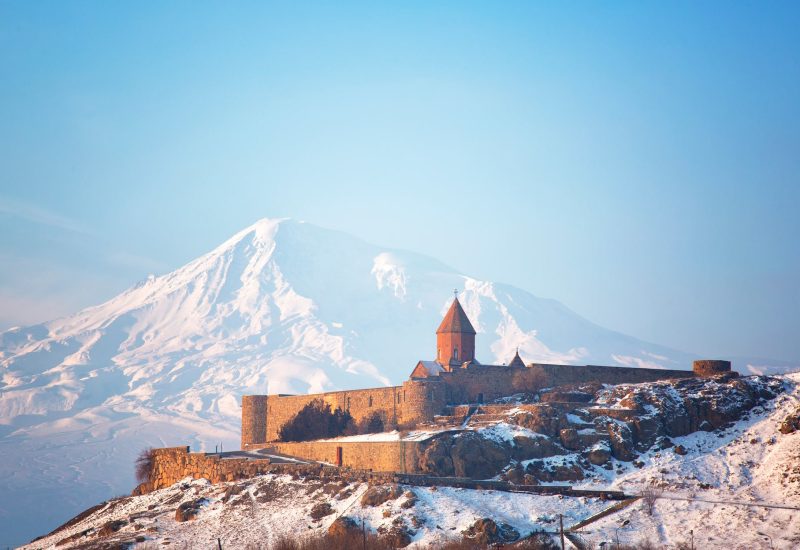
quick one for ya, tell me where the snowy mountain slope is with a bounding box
[0,217,790,546]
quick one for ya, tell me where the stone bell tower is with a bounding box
[436,294,476,370]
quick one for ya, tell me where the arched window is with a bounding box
[453,348,459,361]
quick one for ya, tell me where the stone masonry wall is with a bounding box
[693,360,732,376]
[533,363,694,386]
[241,395,267,447]
[133,442,425,495]
[399,378,446,426]
[134,446,274,494]
[437,365,524,404]
[270,440,424,473]
[258,385,403,443]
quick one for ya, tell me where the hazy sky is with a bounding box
[1,2,798,362]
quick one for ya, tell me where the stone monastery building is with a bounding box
[242,297,726,448]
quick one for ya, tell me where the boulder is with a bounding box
[673,444,688,456]
[560,428,609,451]
[361,485,403,507]
[175,499,205,522]
[379,525,413,548]
[328,516,360,538]
[656,436,674,449]
[462,518,520,545]
[97,519,127,536]
[419,432,509,479]
[310,502,334,520]
[585,441,611,466]
[524,459,584,482]
[604,420,636,462]
[779,407,800,434]
[505,465,525,484]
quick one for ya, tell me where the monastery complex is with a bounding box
[241,297,730,448]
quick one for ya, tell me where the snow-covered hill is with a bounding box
[21,373,800,549]
[0,218,793,546]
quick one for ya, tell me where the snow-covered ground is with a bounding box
[572,372,800,549]
[2,218,797,547]
[20,373,800,549]
[320,429,442,443]
[19,473,610,549]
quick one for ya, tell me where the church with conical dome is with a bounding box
[410,296,522,378]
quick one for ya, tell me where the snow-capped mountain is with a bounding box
[0,218,788,546]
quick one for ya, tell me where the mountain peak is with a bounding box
[215,217,286,252]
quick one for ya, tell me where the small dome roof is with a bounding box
[508,349,526,368]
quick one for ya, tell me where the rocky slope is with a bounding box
[22,373,800,549]
[405,374,785,485]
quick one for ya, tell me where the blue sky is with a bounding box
[1,1,798,362]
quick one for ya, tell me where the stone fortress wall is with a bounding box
[244,385,405,445]
[133,445,420,495]
[269,439,425,473]
[134,446,274,494]
[242,362,696,448]
[134,444,629,498]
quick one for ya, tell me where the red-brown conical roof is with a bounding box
[436,297,476,334]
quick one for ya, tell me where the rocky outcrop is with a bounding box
[418,432,510,479]
[779,407,800,434]
[378,524,413,548]
[424,375,783,483]
[598,375,781,436]
[559,428,609,451]
[585,441,611,465]
[462,518,520,545]
[603,419,636,461]
[310,502,334,520]
[511,435,565,460]
[361,485,403,507]
[592,375,783,460]
[524,458,585,482]
[96,519,127,537]
[328,516,360,538]
[174,499,205,522]
[508,405,569,437]
[415,376,783,484]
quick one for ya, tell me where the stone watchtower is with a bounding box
[693,359,732,377]
[436,296,476,370]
